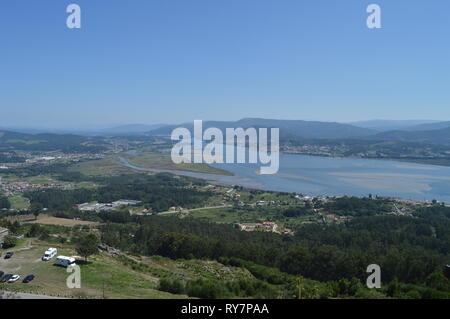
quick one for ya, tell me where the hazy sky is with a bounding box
[1,0,449,128]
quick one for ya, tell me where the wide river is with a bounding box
[119,152,450,202]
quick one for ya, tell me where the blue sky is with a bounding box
[0,0,449,129]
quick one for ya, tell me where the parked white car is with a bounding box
[8,275,20,283]
[42,248,57,261]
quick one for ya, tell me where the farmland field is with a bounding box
[5,214,99,227]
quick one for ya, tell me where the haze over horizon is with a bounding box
[0,118,447,134]
[1,0,449,128]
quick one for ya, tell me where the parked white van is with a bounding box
[54,256,76,268]
[42,248,57,261]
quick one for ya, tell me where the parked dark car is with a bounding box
[0,271,4,280]
[4,252,14,259]
[1,274,13,283]
[22,274,35,283]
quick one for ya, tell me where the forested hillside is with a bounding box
[93,206,450,299]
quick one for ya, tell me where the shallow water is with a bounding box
[119,153,450,202]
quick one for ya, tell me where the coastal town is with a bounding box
[0,180,72,196]
[280,141,450,163]
[0,151,106,170]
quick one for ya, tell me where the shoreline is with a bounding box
[118,155,450,204]
[281,151,450,168]
[121,152,235,176]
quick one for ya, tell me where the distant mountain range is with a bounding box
[146,118,450,146]
[98,124,167,135]
[3,118,450,149]
[147,118,377,139]
[367,126,450,145]
[0,130,106,152]
[350,120,442,132]
[401,121,450,132]
[0,124,166,136]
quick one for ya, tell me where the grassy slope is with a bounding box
[0,240,254,299]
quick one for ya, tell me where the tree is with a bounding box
[29,203,43,220]
[2,235,18,249]
[0,195,11,209]
[387,278,400,298]
[26,224,42,238]
[425,271,450,291]
[8,221,21,235]
[75,234,99,262]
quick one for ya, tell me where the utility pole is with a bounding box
[297,277,303,299]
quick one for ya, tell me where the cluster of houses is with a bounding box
[320,214,352,224]
[232,200,293,208]
[281,144,338,157]
[24,153,105,165]
[222,187,335,209]
[234,194,331,208]
[0,181,72,196]
[235,222,277,232]
[293,194,330,203]
[391,198,434,207]
[0,163,23,170]
[223,188,241,200]
[76,199,142,212]
[235,222,294,235]
[0,152,105,170]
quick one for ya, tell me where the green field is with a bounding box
[124,152,234,176]
[184,203,315,230]
[1,174,59,184]
[69,156,136,177]
[188,207,247,223]
[7,195,30,210]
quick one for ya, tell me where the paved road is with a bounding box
[0,291,63,299]
[158,205,232,215]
